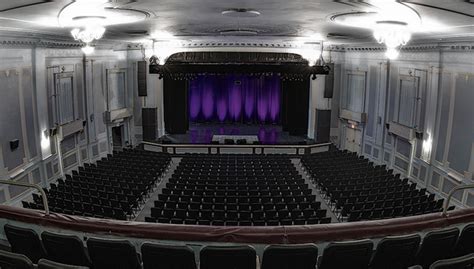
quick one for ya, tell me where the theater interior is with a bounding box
[0,0,474,268]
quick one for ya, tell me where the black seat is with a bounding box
[455,224,474,256]
[319,240,373,269]
[200,245,256,269]
[415,228,459,269]
[86,238,141,269]
[0,250,34,269]
[4,224,46,263]
[37,259,90,269]
[370,234,421,269]
[141,243,197,269]
[261,244,318,269]
[429,253,474,269]
[41,231,91,267]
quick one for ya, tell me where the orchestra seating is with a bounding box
[301,150,446,222]
[146,154,330,226]
[22,149,171,220]
[4,223,474,269]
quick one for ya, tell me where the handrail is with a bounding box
[443,184,474,216]
[142,141,332,155]
[0,180,49,215]
[143,141,332,149]
[2,205,474,244]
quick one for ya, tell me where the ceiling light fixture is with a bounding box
[71,24,106,43]
[81,44,95,55]
[298,43,322,66]
[373,21,411,59]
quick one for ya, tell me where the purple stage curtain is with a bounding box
[189,74,281,123]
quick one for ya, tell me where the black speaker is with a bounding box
[324,63,334,98]
[315,109,331,143]
[142,108,157,141]
[9,139,19,151]
[138,61,147,96]
[416,131,424,140]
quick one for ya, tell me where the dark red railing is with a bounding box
[1,205,474,244]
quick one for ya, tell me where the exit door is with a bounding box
[344,126,362,154]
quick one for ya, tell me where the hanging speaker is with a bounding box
[138,61,147,96]
[324,63,334,98]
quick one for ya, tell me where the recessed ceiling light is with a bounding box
[221,8,261,18]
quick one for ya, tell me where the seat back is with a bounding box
[86,238,140,269]
[141,243,196,269]
[0,250,34,269]
[370,234,421,269]
[41,231,91,267]
[455,224,474,256]
[261,244,318,269]
[319,240,373,269]
[37,259,90,269]
[200,245,256,269]
[430,253,474,269]
[4,224,45,263]
[416,228,459,269]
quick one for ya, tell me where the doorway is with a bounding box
[344,126,362,154]
[112,125,124,150]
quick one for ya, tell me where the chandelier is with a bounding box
[71,25,106,44]
[373,20,412,59]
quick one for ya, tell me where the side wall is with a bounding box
[334,47,474,208]
[0,46,130,207]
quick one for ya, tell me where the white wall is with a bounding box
[334,47,474,208]
[0,45,128,207]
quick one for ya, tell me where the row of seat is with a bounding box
[301,150,443,221]
[148,154,329,225]
[23,148,171,220]
[4,223,474,269]
[0,251,87,269]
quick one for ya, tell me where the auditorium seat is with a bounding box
[318,240,373,269]
[24,148,171,221]
[41,231,91,267]
[369,234,421,269]
[148,154,329,226]
[37,259,90,269]
[429,253,474,269]
[0,250,34,269]
[200,245,257,269]
[301,150,443,222]
[414,228,460,269]
[141,243,197,269]
[261,244,318,269]
[4,224,46,263]
[454,224,474,256]
[86,238,141,269]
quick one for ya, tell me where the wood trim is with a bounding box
[1,205,474,244]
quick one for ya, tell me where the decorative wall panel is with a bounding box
[0,70,25,170]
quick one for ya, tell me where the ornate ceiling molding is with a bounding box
[330,42,474,52]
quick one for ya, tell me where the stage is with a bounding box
[160,123,310,145]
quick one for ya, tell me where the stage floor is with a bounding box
[161,123,310,144]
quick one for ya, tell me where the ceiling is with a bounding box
[0,0,472,47]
